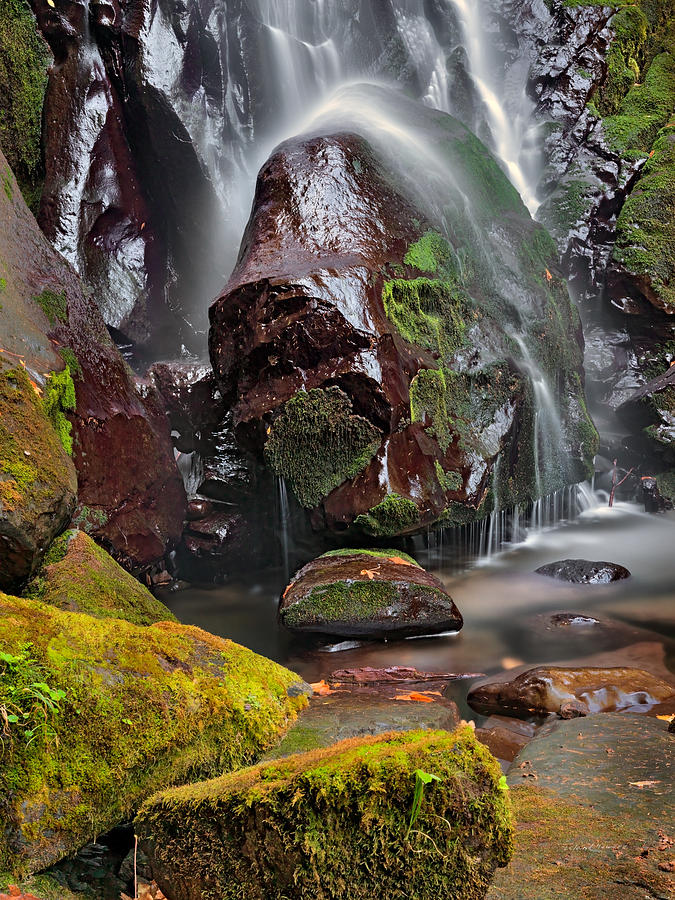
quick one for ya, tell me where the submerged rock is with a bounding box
[24,529,175,626]
[0,366,77,589]
[136,727,514,900]
[487,714,673,899]
[209,84,595,538]
[467,665,675,719]
[0,148,185,572]
[279,549,463,639]
[0,593,308,874]
[535,558,631,583]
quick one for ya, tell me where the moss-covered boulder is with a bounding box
[0,593,309,875]
[279,549,462,639]
[137,727,514,900]
[209,84,595,539]
[25,529,176,625]
[0,366,77,588]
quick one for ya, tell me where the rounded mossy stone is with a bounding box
[0,365,77,587]
[280,552,462,638]
[264,386,381,508]
[136,727,514,900]
[319,547,421,566]
[0,0,50,211]
[24,529,177,626]
[0,593,309,875]
[354,493,421,537]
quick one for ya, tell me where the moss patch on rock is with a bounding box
[0,0,50,211]
[354,493,421,537]
[43,365,76,455]
[137,727,514,900]
[0,593,308,875]
[24,529,177,626]
[264,387,381,508]
[613,127,675,309]
[320,547,421,566]
[0,365,76,586]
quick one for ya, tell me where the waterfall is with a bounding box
[277,477,292,583]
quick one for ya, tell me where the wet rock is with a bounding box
[328,665,483,684]
[535,558,631,583]
[136,727,513,900]
[24,529,176,626]
[549,613,600,627]
[0,365,77,589]
[0,591,308,874]
[487,714,673,899]
[209,85,594,535]
[279,549,463,639]
[467,665,675,719]
[268,687,461,758]
[641,474,671,512]
[0,147,186,572]
[475,722,535,766]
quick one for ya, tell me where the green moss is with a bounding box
[0,592,308,875]
[264,387,381,508]
[283,579,399,628]
[403,231,457,275]
[58,347,83,379]
[33,288,68,326]
[43,365,76,454]
[655,469,675,500]
[382,278,471,362]
[0,0,50,211]
[2,168,12,202]
[320,548,420,566]
[0,873,84,900]
[613,127,675,309]
[136,727,514,900]
[435,460,463,493]
[354,493,421,537]
[72,504,108,534]
[410,367,453,452]
[0,366,75,518]
[24,529,177,626]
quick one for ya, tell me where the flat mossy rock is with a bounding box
[25,529,176,625]
[0,365,77,588]
[279,550,463,639]
[467,665,675,718]
[487,714,673,899]
[137,727,514,900]
[0,593,309,875]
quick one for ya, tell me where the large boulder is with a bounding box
[467,665,675,719]
[0,364,77,588]
[0,593,309,875]
[488,714,673,899]
[0,147,186,572]
[136,727,514,900]
[24,529,176,626]
[279,549,463,639]
[209,85,596,537]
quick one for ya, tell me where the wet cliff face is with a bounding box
[209,87,595,537]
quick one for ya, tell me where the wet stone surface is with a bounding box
[535,559,631,583]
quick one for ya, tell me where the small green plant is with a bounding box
[406,768,443,839]
[0,647,66,750]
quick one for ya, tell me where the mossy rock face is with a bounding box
[137,727,514,900]
[0,593,309,875]
[0,366,77,588]
[0,0,50,211]
[279,550,462,638]
[24,529,177,625]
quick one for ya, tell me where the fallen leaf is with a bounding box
[629,780,661,789]
[501,657,524,670]
[394,691,436,703]
[545,269,553,281]
[656,714,674,723]
[387,556,416,567]
[360,566,380,580]
[309,680,342,696]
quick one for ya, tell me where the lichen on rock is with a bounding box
[137,727,514,900]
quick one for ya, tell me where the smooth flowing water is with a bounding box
[162,499,675,719]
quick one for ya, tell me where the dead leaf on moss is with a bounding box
[387,556,416,567]
[360,566,381,580]
[394,691,438,703]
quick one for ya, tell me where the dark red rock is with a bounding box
[535,559,631,583]
[279,550,463,639]
[328,666,483,684]
[0,146,185,572]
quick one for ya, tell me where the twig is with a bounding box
[134,834,138,900]
[609,459,634,507]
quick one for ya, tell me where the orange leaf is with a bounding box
[394,691,436,703]
[387,556,416,567]
[360,566,380,580]
[310,680,338,696]
[629,780,661,788]
[545,269,553,281]
[656,714,674,722]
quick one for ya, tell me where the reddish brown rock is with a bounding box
[0,147,185,572]
[279,549,463,639]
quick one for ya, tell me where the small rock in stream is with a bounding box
[535,558,631,583]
